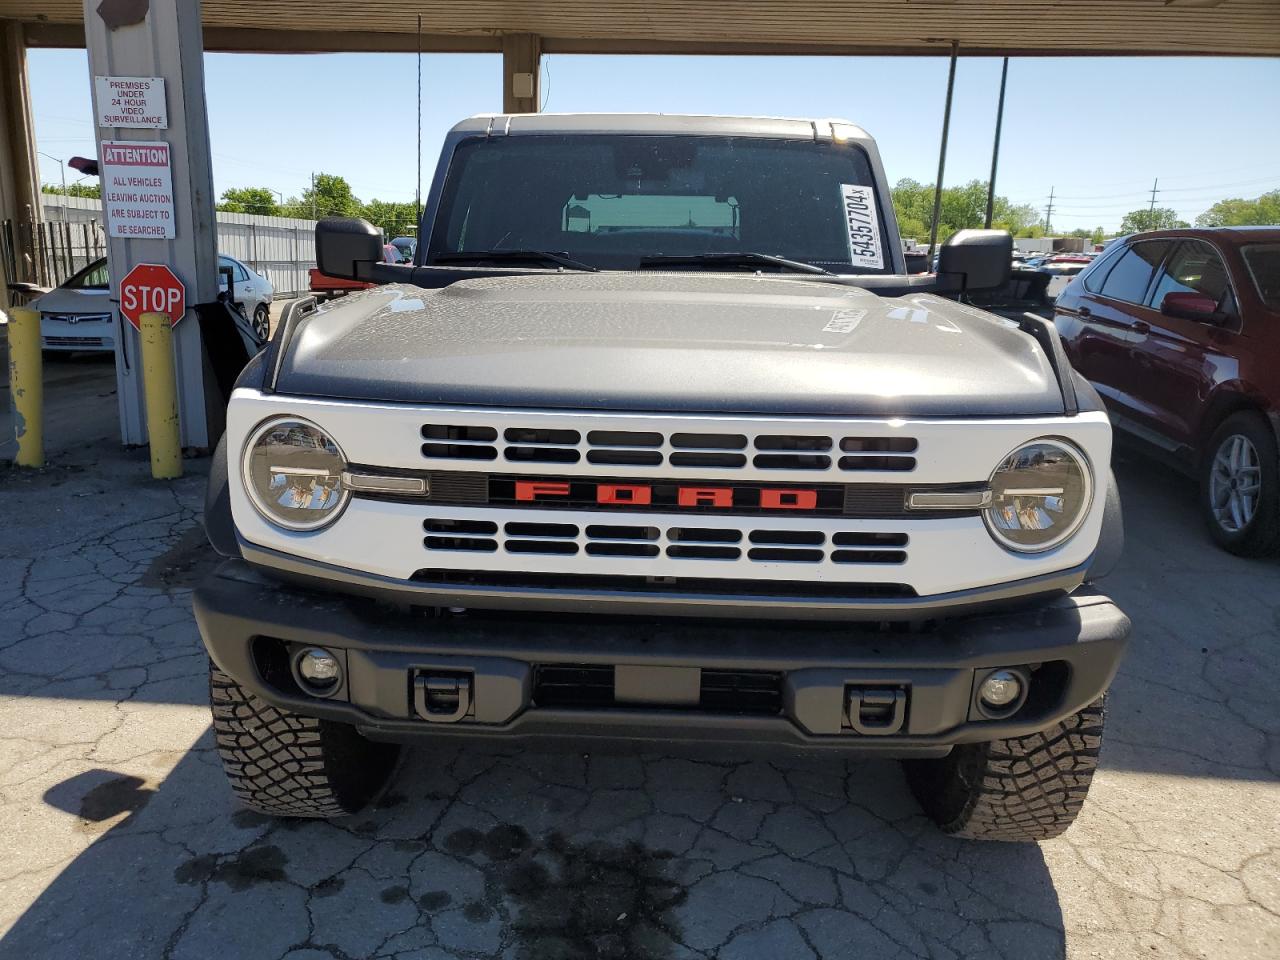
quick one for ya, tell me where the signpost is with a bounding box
[100,140,176,239]
[93,76,168,129]
[119,263,186,329]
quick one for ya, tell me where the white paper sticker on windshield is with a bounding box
[840,183,884,270]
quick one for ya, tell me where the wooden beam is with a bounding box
[502,33,541,114]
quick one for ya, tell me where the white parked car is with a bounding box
[34,254,272,352]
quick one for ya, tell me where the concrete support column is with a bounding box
[83,0,219,449]
[501,33,541,114]
[0,20,42,306]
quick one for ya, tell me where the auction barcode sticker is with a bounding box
[840,183,884,270]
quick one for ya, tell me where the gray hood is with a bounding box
[276,274,1062,417]
[32,286,111,316]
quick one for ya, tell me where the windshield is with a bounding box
[1241,243,1280,311]
[63,259,110,290]
[427,134,891,274]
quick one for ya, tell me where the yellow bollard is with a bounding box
[5,306,44,468]
[139,311,183,479]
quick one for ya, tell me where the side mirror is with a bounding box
[937,229,1013,291]
[316,217,384,280]
[1160,291,1219,323]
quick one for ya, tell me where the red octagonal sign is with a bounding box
[120,263,187,330]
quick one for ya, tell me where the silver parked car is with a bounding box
[35,254,273,352]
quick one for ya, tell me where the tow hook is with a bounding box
[846,686,907,735]
[413,672,473,723]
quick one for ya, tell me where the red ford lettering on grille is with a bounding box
[511,480,821,510]
[514,480,571,501]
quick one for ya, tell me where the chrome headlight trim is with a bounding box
[982,437,1094,554]
[241,415,352,532]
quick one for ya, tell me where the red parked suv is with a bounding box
[1056,227,1280,556]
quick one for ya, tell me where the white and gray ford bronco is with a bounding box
[196,114,1129,841]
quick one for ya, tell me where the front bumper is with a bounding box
[194,560,1130,757]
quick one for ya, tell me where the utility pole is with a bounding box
[38,152,67,196]
[1148,177,1159,217]
[984,57,1009,230]
[927,41,960,259]
[1044,187,1055,235]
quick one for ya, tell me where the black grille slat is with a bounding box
[505,428,581,445]
[425,536,497,552]
[586,449,664,466]
[504,522,578,538]
[669,528,742,543]
[587,430,662,447]
[749,530,825,546]
[669,452,748,468]
[832,549,908,564]
[754,436,833,451]
[506,540,579,555]
[832,532,909,547]
[505,447,581,464]
[668,544,742,560]
[841,437,918,453]
[839,456,916,472]
[586,542,660,558]
[425,518,497,534]
[585,525,659,541]
[700,670,783,715]
[670,433,747,450]
[747,547,824,563]
[752,453,832,470]
[533,665,615,708]
[422,443,497,461]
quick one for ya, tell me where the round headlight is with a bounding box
[984,439,1093,553]
[242,417,349,531]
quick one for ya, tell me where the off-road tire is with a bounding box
[210,663,400,818]
[903,696,1106,842]
[1200,411,1280,558]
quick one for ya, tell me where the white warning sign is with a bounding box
[101,141,176,239]
[94,76,168,129]
[840,183,884,270]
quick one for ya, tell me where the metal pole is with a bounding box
[6,306,44,467]
[139,311,182,479]
[928,41,959,260]
[984,57,1009,230]
[416,13,422,224]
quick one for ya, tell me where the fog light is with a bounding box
[978,670,1023,709]
[297,648,341,690]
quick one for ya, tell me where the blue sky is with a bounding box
[27,49,1280,232]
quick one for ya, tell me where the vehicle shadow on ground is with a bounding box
[3,736,1067,960]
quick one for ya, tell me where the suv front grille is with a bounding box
[422,421,919,474]
[424,516,909,566]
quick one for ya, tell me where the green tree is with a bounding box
[361,199,419,237]
[1090,226,1109,245]
[1119,207,1189,234]
[1195,190,1280,227]
[41,182,100,199]
[216,186,281,216]
[282,173,362,220]
[890,178,1040,244]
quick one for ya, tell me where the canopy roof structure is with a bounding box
[6,0,1279,57]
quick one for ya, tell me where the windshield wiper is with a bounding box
[432,250,598,272]
[639,252,833,276]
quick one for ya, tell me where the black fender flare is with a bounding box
[205,433,241,559]
[1086,467,1124,581]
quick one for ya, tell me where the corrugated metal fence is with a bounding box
[14,195,319,296]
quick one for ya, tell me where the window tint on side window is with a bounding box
[1150,241,1231,309]
[1099,241,1169,304]
[1082,243,1125,293]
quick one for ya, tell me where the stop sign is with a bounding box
[119,263,187,330]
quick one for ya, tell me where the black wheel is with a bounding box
[209,663,400,818]
[1200,411,1280,557]
[903,696,1105,842]
[252,303,271,342]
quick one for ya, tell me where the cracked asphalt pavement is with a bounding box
[1,360,1278,959]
